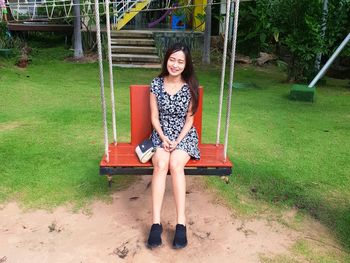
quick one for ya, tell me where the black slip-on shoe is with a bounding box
[147,223,163,248]
[173,224,187,249]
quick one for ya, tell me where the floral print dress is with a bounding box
[150,77,200,160]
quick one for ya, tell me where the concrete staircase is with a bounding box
[111,30,161,68]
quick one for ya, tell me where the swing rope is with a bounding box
[105,0,118,144]
[223,0,240,161]
[9,0,235,22]
[216,0,231,146]
[82,0,92,18]
[16,0,20,20]
[94,0,109,162]
[6,0,238,166]
[62,0,74,18]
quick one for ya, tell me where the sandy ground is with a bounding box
[0,176,303,263]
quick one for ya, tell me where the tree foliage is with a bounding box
[324,0,350,56]
[237,0,350,82]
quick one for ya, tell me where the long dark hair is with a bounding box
[159,43,199,115]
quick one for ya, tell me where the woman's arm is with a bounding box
[170,101,195,151]
[150,93,171,151]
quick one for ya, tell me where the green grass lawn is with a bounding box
[1,44,349,253]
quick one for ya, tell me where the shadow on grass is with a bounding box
[232,159,350,252]
[66,160,138,207]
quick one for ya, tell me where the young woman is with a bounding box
[147,43,200,249]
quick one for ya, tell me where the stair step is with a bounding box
[112,54,160,63]
[111,30,154,39]
[111,45,157,54]
[113,63,161,69]
[111,38,155,46]
[109,28,159,66]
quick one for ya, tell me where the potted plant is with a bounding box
[171,1,193,30]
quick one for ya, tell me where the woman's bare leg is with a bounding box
[169,150,190,225]
[151,148,170,224]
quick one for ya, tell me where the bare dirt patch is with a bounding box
[0,121,24,132]
[0,176,313,263]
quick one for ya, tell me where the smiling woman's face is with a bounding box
[167,50,186,78]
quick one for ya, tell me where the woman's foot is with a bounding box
[147,223,163,248]
[173,224,187,249]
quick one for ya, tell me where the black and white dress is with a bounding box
[150,77,200,160]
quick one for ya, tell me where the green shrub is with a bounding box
[0,22,21,50]
[324,0,350,56]
[263,0,324,82]
[237,0,350,82]
[237,1,277,56]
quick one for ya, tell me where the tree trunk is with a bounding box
[314,0,328,71]
[202,0,212,65]
[73,0,83,58]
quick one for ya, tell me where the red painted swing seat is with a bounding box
[99,85,232,176]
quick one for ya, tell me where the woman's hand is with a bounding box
[162,137,172,152]
[169,140,179,152]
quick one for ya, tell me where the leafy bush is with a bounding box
[0,22,21,49]
[237,1,276,56]
[253,0,323,82]
[237,0,350,82]
[324,0,350,56]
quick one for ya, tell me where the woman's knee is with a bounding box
[153,159,169,173]
[169,159,185,174]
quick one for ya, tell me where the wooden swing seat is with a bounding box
[99,85,233,176]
